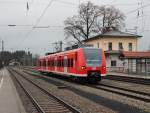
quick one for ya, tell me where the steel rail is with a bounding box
[88,84,150,103]
[8,69,45,113]
[22,68,150,103]
[10,68,81,113]
[103,75,150,85]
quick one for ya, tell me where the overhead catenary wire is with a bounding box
[2,0,150,53]
[126,2,150,15]
[15,0,56,49]
[0,0,77,6]
[0,24,64,29]
[25,0,55,38]
[125,0,150,33]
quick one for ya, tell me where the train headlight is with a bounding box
[81,66,86,70]
[102,66,106,69]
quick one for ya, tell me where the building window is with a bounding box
[108,42,112,51]
[97,42,99,48]
[129,43,132,51]
[118,42,123,50]
[111,60,116,67]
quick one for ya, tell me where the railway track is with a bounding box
[103,75,150,85]
[23,66,150,85]
[89,83,150,103]
[21,68,150,103]
[9,68,81,113]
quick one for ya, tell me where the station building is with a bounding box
[83,30,150,75]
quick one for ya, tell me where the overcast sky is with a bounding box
[0,0,150,55]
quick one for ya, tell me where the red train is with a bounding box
[37,47,106,83]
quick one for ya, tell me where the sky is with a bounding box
[0,0,150,55]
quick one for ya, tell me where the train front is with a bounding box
[80,48,106,82]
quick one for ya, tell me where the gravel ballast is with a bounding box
[14,68,150,113]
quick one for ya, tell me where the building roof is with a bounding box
[104,50,150,58]
[121,51,150,58]
[84,30,142,42]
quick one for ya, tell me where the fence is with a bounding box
[107,58,150,75]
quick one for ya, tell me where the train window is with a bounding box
[60,59,62,67]
[43,60,46,66]
[45,60,46,66]
[40,61,42,66]
[68,59,70,67]
[47,60,49,66]
[56,60,59,67]
[42,61,43,66]
[54,60,57,66]
[52,60,54,66]
[60,58,62,67]
[57,60,60,67]
[41,61,42,66]
[48,60,51,66]
[70,58,73,67]
[57,60,59,66]
[51,60,53,66]
[60,60,61,67]
[60,59,63,67]
[83,48,102,66]
[46,60,48,66]
[58,60,61,67]
[58,60,60,67]
[64,59,67,67]
[39,61,41,66]
[57,60,58,66]
[50,60,52,66]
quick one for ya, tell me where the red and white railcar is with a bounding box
[37,47,106,82]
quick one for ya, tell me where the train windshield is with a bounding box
[83,48,102,66]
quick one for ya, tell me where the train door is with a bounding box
[42,60,44,70]
[64,56,68,73]
[54,57,57,71]
[46,59,48,71]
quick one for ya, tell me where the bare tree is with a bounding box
[64,1,125,43]
[64,16,83,44]
[64,1,99,42]
[102,6,125,30]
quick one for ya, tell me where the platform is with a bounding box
[0,68,26,113]
[107,72,150,80]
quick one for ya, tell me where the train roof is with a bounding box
[39,47,102,60]
[39,48,81,60]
